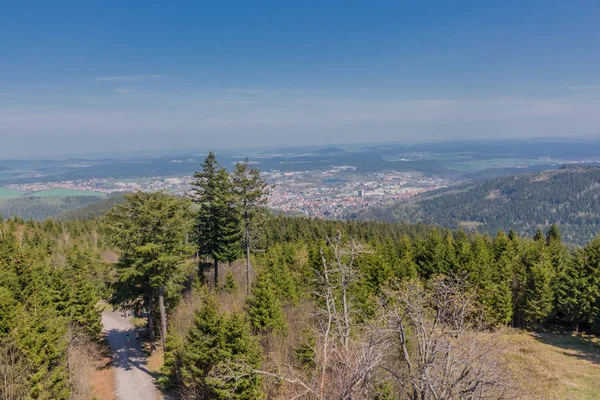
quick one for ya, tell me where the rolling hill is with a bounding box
[0,195,105,220]
[360,166,600,245]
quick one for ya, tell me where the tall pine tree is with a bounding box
[105,191,194,348]
[192,153,241,287]
[232,159,269,295]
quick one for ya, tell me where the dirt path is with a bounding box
[102,310,160,400]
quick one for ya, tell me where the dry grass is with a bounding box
[147,346,164,374]
[70,335,115,400]
[502,330,600,400]
[91,349,115,400]
[168,259,600,399]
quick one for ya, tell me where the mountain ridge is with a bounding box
[359,165,600,245]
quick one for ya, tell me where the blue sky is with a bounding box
[1,0,599,157]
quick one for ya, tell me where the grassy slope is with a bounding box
[504,331,600,399]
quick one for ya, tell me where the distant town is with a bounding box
[3,166,448,218]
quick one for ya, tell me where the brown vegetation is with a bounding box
[69,333,115,400]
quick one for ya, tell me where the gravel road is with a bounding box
[102,310,160,400]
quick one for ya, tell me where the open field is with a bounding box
[0,187,25,198]
[503,331,600,399]
[28,188,105,197]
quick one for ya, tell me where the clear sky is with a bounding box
[1,0,599,157]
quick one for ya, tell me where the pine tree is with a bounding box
[489,231,514,325]
[16,304,70,399]
[180,295,227,396]
[105,191,194,348]
[246,273,287,334]
[534,228,544,242]
[545,224,572,323]
[581,238,600,330]
[256,244,300,304]
[67,277,103,339]
[416,229,446,278]
[522,240,554,327]
[179,296,262,399]
[207,314,262,400]
[233,159,269,295]
[0,287,17,335]
[554,251,585,330]
[556,237,600,330]
[395,235,418,280]
[192,153,241,287]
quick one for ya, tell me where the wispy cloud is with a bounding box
[94,74,168,82]
[115,87,136,95]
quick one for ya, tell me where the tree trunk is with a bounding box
[214,257,219,288]
[245,211,251,295]
[148,295,155,351]
[158,286,168,350]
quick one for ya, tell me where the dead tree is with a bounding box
[0,335,30,400]
[382,275,520,400]
[253,233,388,400]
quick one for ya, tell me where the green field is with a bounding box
[0,188,25,198]
[29,189,105,197]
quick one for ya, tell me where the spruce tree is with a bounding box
[207,314,262,400]
[556,237,600,330]
[416,229,446,278]
[246,273,287,334]
[192,152,241,287]
[180,295,227,396]
[522,240,554,327]
[395,235,418,280]
[233,159,269,295]
[179,296,262,399]
[555,251,585,330]
[105,191,194,348]
[490,231,514,325]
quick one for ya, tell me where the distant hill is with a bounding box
[0,196,104,220]
[57,194,125,220]
[359,166,600,245]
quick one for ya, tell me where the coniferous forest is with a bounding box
[4,154,600,399]
[362,166,600,245]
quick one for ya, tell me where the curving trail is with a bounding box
[102,310,160,400]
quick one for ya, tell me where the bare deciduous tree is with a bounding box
[0,336,30,400]
[382,275,520,400]
[254,233,388,400]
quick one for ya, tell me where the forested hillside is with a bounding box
[361,166,600,245]
[0,196,105,221]
[0,217,112,399]
[57,194,125,220]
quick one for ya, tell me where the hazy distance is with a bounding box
[1,1,599,158]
